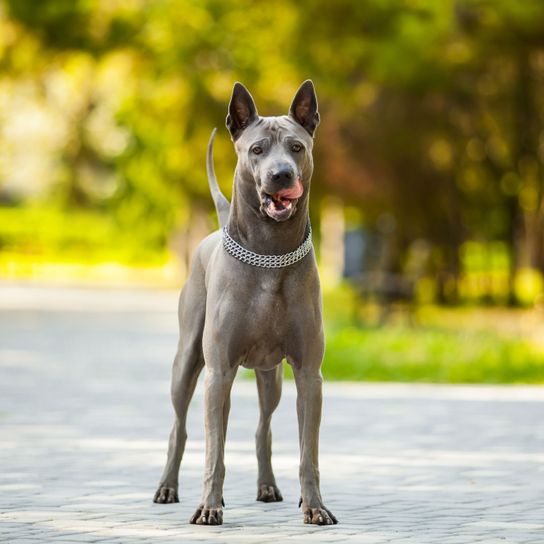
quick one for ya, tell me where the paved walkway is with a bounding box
[1,284,543,543]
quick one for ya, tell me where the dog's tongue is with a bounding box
[274,177,303,201]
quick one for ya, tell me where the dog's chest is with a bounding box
[241,281,294,368]
[216,271,307,369]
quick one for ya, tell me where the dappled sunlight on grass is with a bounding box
[318,285,544,383]
[323,324,544,383]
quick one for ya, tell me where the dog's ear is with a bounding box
[289,80,320,137]
[226,82,258,140]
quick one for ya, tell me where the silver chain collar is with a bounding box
[222,224,313,268]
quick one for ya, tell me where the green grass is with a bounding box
[321,324,544,383]
[0,206,168,264]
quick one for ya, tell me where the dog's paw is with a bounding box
[189,504,223,525]
[153,486,179,504]
[301,505,338,525]
[256,483,283,502]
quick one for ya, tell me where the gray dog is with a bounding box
[153,80,337,526]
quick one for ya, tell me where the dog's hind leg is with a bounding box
[255,365,283,502]
[154,269,206,504]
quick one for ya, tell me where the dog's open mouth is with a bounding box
[262,177,304,221]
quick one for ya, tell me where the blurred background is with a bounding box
[1,0,544,383]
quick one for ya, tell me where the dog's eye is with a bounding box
[252,146,263,155]
[291,143,302,152]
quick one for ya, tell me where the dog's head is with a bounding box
[226,81,319,222]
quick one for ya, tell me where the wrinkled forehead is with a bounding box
[235,115,313,149]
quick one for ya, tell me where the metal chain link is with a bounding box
[222,225,313,268]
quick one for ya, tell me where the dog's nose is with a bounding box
[271,169,293,185]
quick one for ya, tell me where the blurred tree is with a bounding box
[290,0,544,303]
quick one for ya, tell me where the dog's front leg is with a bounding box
[293,365,338,525]
[190,365,236,525]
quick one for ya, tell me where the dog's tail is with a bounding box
[207,128,230,228]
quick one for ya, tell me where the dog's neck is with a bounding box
[227,170,310,256]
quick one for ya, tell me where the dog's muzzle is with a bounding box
[261,177,304,222]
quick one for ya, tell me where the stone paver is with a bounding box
[1,283,543,543]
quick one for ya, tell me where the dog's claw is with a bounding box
[257,484,283,503]
[301,504,338,526]
[153,486,179,504]
[190,505,223,525]
[189,506,202,524]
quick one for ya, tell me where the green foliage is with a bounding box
[1,0,544,302]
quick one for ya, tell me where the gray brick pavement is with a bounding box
[1,284,543,543]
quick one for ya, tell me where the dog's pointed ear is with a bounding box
[226,82,258,140]
[289,80,320,137]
